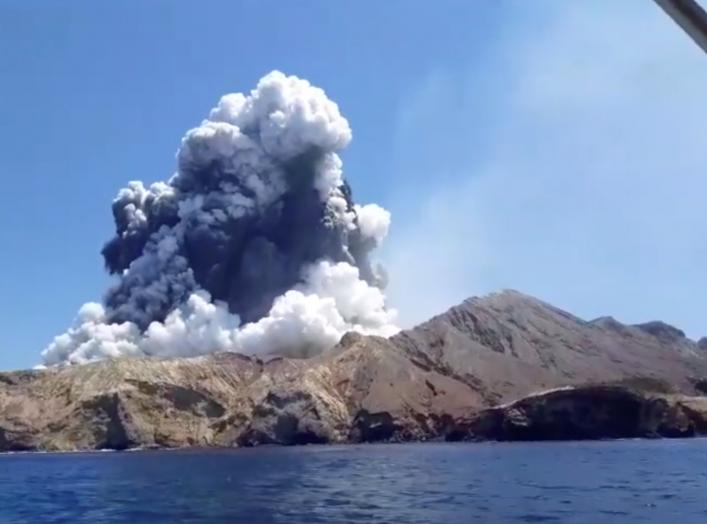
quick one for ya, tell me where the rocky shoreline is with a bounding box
[2,290,706,452]
[3,377,706,452]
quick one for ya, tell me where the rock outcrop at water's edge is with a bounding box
[446,386,707,442]
[2,290,707,451]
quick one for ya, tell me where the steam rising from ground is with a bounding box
[42,72,396,366]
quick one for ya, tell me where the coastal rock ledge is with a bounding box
[3,290,707,451]
[448,386,707,442]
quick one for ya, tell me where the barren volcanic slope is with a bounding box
[2,290,707,451]
[391,290,707,403]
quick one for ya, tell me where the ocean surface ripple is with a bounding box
[2,439,707,523]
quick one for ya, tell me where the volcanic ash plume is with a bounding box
[42,71,397,366]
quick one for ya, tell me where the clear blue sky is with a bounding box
[1,0,706,370]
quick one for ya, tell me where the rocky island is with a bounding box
[2,290,707,452]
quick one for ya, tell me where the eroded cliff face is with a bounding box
[2,290,706,451]
[0,334,482,450]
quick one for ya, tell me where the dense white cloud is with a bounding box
[209,71,352,159]
[141,292,241,358]
[41,303,142,366]
[354,204,391,246]
[42,260,397,365]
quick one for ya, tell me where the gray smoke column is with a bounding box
[42,71,396,366]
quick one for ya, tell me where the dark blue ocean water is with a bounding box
[1,440,707,524]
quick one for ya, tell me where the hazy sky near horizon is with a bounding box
[1,0,706,370]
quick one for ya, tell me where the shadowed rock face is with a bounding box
[447,386,707,441]
[2,290,707,451]
[633,321,686,342]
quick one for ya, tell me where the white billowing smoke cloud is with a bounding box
[43,303,143,364]
[42,71,397,366]
[354,204,391,246]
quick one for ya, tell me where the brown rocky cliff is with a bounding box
[0,334,482,450]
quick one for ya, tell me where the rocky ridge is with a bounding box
[2,290,706,451]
